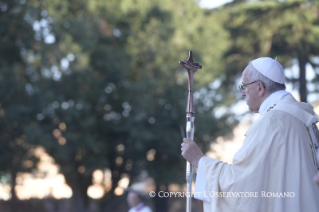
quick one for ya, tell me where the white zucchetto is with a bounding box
[251,57,285,84]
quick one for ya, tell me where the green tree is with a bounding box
[0,1,41,211]
[223,0,319,102]
[1,1,237,212]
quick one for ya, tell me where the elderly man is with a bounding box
[181,57,319,212]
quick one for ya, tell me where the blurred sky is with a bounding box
[200,0,233,8]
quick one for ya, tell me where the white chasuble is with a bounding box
[196,94,319,212]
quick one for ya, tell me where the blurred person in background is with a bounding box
[127,189,152,212]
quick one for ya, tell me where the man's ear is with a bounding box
[258,81,266,96]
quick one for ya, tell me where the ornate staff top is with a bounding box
[179,51,202,116]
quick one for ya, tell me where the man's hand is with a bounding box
[181,138,204,167]
[314,154,319,185]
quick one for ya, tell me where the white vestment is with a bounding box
[195,93,319,212]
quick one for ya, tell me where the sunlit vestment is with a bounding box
[195,92,319,212]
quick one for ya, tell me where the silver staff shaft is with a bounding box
[186,115,195,212]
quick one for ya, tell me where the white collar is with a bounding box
[259,90,290,114]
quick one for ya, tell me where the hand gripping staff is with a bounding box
[179,51,202,212]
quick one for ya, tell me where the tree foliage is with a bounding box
[1,0,235,212]
[223,0,319,102]
[2,0,319,212]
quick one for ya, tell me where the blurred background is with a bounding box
[1,0,319,211]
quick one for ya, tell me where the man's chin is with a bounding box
[246,103,252,111]
[247,105,258,113]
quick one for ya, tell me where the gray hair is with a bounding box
[245,62,286,93]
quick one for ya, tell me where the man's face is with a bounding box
[127,191,141,207]
[241,69,261,113]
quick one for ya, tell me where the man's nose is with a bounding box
[241,90,246,97]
